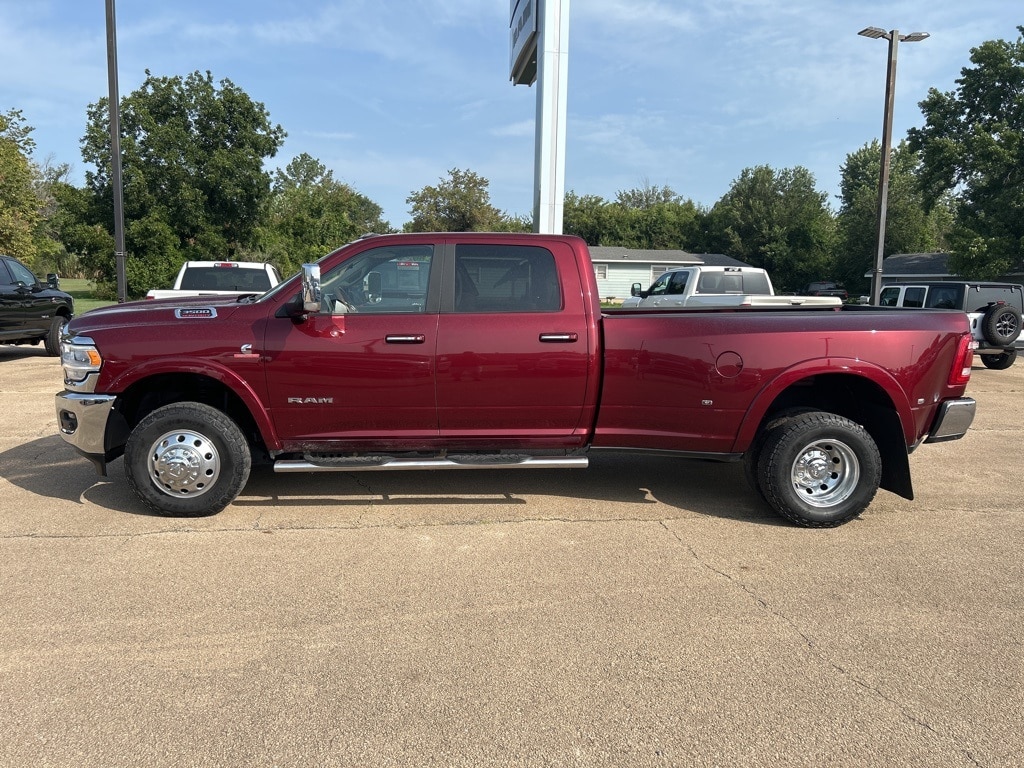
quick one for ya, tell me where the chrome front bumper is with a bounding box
[55,391,118,473]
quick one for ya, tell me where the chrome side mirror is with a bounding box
[301,264,322,313]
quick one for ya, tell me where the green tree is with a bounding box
[835,141,952,292]
[31,160,83,277]
[80,70,286,295]
[563,184,703,249]
[0,109,43,264]
[612,184,702,250]
[704,165,836,292]
[564,191,615,245]
[404,168,506,232]
[47,177,114,281]
[908,27,1024,279]
[255,153,390,274]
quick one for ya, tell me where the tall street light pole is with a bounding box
[858,27,929,305]
[105,0,127,303]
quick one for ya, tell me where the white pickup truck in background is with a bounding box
[145,261,283,300]
[621,266,842,309]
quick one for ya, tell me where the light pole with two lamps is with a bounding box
[858,27,929,305]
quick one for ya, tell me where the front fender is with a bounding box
[104,356,282,451]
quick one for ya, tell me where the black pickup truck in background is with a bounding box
[879,281,1024,369]
[0,254,74,356]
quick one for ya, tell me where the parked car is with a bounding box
[146,260,283,300]
[805,281,849,301]
[622,266,840,308]
[878,281,1023,369]
[0,254,74,356]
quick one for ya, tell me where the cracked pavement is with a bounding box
[1,346,1021,767]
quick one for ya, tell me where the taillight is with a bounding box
[948,333,976,386]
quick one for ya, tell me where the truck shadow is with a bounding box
[0,436,784,527]
[0,345,49,361]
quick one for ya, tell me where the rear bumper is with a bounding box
[924,397,976,443]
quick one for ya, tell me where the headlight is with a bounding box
[61,335,103,391]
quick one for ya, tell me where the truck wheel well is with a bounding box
[115,374,266,459]
[759,373,912,500]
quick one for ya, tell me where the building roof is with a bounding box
[589,246,750,268]
[879,252,952,278]
[879,252,1024,280]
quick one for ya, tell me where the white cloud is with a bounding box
[304,130,357,141]
[491,120,534,138]
[575,0,695,32]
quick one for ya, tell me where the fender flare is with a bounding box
[732,357,915,454]
[108,357,282,451]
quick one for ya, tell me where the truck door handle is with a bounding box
[385,335,426,344]
[539,333,579,343]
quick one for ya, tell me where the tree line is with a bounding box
[1,29,1021,298]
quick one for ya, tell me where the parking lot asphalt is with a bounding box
[1,344,1021,768]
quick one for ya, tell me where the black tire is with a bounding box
[756,411,881,528]
[743,407,819,500]
[981,348,1017,370]
[981,304,1022,346]
[124,402,251,517]
[44,315,66,357]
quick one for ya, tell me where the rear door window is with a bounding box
[924,286,961,309]
[453,245,561,312]
[903,287,926,308]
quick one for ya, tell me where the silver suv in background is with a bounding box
[878,281,1023,369]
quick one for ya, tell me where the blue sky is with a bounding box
[1,1,1020,229]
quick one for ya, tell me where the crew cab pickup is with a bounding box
[145,260,282,300]
[1,254,74,356]
[622,266,841,308]
[55,233,977,528]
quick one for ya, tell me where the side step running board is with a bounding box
[274,455,589,473]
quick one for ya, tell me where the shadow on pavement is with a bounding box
[0,345,49,361]
[0,436,784,527]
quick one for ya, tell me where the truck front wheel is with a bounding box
[124,402,252,517]
[756,412,881,528]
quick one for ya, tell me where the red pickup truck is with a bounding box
[55,233,977,527]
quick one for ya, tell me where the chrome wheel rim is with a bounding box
[996,312,1018,339]
[790,439,859,508]
[148,429,221,497]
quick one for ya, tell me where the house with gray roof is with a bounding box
[588,247,752,300]
[877,253,1024,285]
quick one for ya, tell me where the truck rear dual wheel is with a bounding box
[754,411,881,528]
[124,402,252,517]
[743,407,819,501]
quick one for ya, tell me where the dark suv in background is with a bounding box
[805,281,849,301]
[0,254,74,356]
[878,281,1023,369]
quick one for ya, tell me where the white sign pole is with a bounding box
[532,0,570,234]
